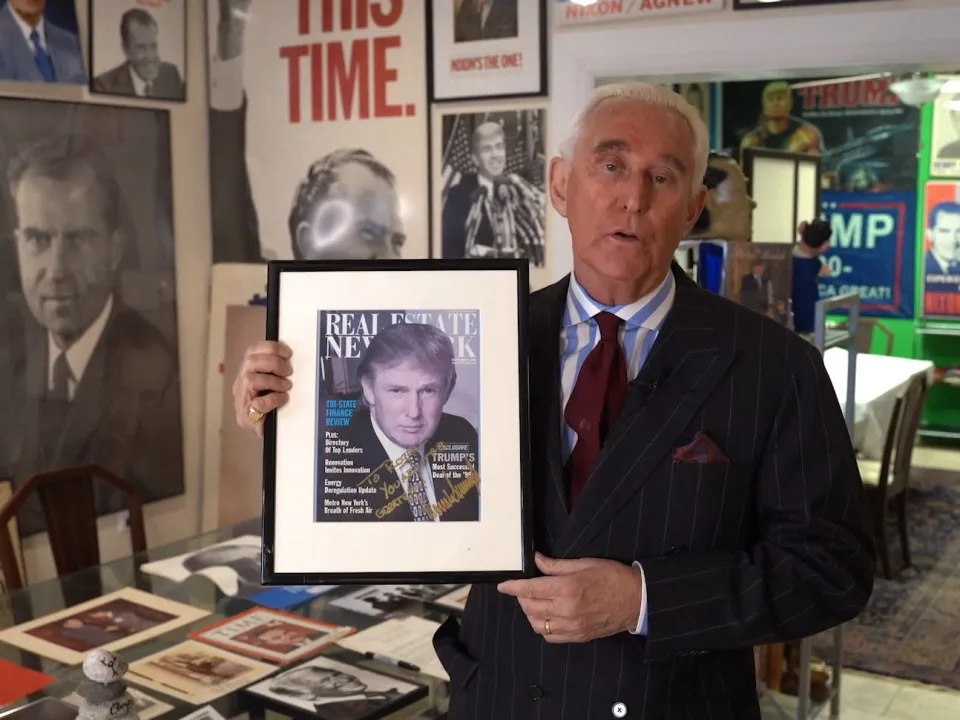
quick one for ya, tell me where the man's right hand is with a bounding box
[232,341,293,438]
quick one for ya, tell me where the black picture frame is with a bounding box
[741,147,822,243]
[426,0,548,102]
[261,258,533,586]
[733,0,886,8]
[87,0,187,103]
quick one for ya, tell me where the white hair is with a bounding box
[559,82,710,194]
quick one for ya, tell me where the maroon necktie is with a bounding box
[563,311,628,505]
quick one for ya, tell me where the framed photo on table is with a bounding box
[261,259,533,585]
[428,0,546,101]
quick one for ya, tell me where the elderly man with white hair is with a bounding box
[232,83,875,718]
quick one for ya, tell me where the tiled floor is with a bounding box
[761,444,960,719]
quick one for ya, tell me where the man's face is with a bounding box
[125,21,161,82]
[753,262,764,276]
[929,210,960,261]
[9,0,45,21]
[362,359,450,448]
[762,85,791,120]
[13,170,122,347]
[473,127,506,180]
[298,162,404,260]
[549,98,705,295]
[259,628,304,646]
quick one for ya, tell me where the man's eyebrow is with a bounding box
[660,154,687,172]
[592,139,629,154]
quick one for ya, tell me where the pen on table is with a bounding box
[363,651,420,672]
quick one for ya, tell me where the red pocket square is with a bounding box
[673,431,729,464]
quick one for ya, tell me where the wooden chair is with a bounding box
[0,464,147,591]
[855,374,927,579]
[854,318,894,355]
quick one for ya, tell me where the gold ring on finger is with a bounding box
[544,619,552,636]
[248,406,264,423]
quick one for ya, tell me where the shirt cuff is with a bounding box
[629,560,648,636]
[209,54,244,111]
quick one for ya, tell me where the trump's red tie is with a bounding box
[564,311,628,505]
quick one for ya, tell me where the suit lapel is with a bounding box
[557,267,736,557]
[528,277,570,543]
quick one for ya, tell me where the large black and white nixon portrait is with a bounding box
[0,98,183,536]
[90,0,186,102]
[434,103,548,285]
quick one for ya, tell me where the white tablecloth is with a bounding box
[823,348,934,460]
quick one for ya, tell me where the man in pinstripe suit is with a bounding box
[233,83,875,718]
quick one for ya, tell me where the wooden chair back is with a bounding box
[871,395,904,498]
[854,318,894,355]
[0,465,147,591]
[888,374,928,496]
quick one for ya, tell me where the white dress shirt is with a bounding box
[47,295,113,401]
[370,413,441,521]
[6,3,47,51]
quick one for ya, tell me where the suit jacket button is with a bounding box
[669,545,688,555]
[527,684,544,700]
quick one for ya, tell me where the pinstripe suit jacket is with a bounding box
[434,264,875,719]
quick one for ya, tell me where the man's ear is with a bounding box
[684,184,708,232]
[548,156,570,218]
[360,376,375,406]
[109,230,126,273]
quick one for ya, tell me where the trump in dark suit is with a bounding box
[233,83,875,717]
[92,8,184,101]
[0,0,86,84]
[331,322,480,523]
[0,135,183,536]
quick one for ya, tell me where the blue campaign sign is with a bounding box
[817,191,917,318]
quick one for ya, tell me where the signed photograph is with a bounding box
[430,0,544,100]
[0,588,209,665]
[244,654,428,720]
[127,640,274,705]
[330,584,458,618]
[62,685,173,720]
[89,0,186,101]
[262,260,532,584]
[139,535,262,597]
[433,101,549,289]
[190,607,355,664]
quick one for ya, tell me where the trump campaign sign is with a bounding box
[817,190,917,318]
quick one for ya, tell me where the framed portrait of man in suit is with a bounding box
[89,0,186,102]
[429,0,546,101]
[0,0,87,85]
[261,259,533,585]
[0,96,184,537]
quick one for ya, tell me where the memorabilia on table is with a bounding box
[139,535,262,597]
[245,585,339,611]
[429,0,546,101]
[244,654,429,720]
[426,585,471,615]
[337,616,448,682]
[0,588,209,665]
[330,585,459,618]
[189,607,355,664]
[62,685,172,720]
[261,260,534,584]
[0,657,54,705]
[126,640,274,705]
[177,707,227,720]
[68,648,138,719]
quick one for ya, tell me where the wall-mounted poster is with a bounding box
[432,100,549,288]
[921,182,960,318]
[0,97,183,537]
[555,0,724,26]
[734,0,883,8]
[931,76,960,178]
[429,0,545,101]
[0,0,86,84]
[89,0,187,102]
[721,76,921,193]
[205,0,429,264]
[817,190,917,319]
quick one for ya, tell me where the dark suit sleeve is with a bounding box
[441,183,469,259]
[637,341,874,661]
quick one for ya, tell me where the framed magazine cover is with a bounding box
[262,259,533,584]
[428,0,547,101]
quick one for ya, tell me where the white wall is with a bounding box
[548,0,960,284]
[0,0,211,582]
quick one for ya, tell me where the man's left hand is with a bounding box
[497,553,643,643]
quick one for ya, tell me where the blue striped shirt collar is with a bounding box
[563,269,676,331]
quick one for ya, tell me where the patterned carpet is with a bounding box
[811,466,960,690]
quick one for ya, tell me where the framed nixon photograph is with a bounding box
[261,259,532,585]
[89,0,186,102]
[429,0,546,101]
[432,100,550,289]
